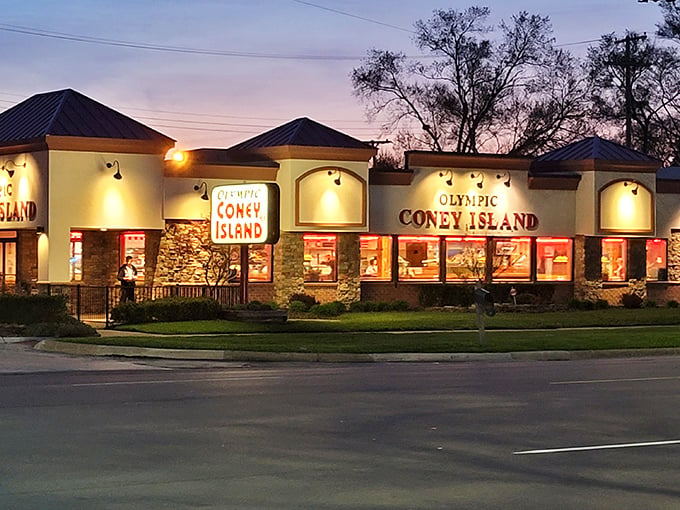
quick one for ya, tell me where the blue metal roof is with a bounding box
[657,166,680,180]
[0,88,174,144]
[228,117,372,151]
[535,136,659,163]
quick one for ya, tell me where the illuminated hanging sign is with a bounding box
[211,183,280,245]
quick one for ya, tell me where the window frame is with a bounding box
[397,235,441,282]
[303,234,338,283]
[536,237,573,282]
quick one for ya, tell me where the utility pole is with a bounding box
[614,33,647,147]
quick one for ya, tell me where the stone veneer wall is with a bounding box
[336,233,361,304]
[273,232,305,304]
[572,235,599,300]
[153,221,208,285]
[272,232,362,306]
[668,231,680,281]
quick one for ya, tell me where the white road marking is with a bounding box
[551,376,680,385]
[514,440,680,455]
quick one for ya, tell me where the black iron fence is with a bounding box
[43,284,241,326]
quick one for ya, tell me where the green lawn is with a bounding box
[60,307,680,354]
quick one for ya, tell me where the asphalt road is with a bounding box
[2,346,680,509]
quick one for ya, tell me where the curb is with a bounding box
[34,340,680,363]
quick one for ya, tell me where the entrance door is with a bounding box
[0,232,17,292]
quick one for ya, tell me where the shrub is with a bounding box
[389,300,410,311]
[668,300,679,308]
[594,299,610,310]
[348,301,367,312]
[515,293,538,305]
[0,294,69,324]
[288,293,318,311]
[244,300,274,311]
[288,300,308,313]
[111,297,221,324]
[645,300,658,308]
[568,298,583,310]
[581,300,595,310]
[25,316,99,338]
[419,285,476,307]
[621,293,644,309]
[111,302,148,324]
[328,301,347,315]
[309,302,345,317]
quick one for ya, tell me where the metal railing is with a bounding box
[43,284,241,326]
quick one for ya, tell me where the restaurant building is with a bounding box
[0,88,679,307]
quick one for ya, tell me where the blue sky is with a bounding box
[0,1,667,150]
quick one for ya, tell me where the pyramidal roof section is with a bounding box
[0,88,174,145]
[535,136,659,163]
[228,117,373,151]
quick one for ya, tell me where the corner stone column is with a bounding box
[668,231,680,281]
[573,234,602,301]
[337,233,361,305]
[273,232,305,305]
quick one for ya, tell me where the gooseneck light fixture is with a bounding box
[106,160,122,180]
[496,172,512,188]
[624,180,639,195]
[438,170,453,186]
[470,172,484,189]
[194,181,209,200]
[327,169,342,186]
[1,159,26,178]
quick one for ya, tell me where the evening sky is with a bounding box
[0,1,667,150]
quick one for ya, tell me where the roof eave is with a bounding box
[405,151,532,171]
[229,145,377,162]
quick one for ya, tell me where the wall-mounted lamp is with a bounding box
[36,226,44,235]
[496,172,511,188]
[470,172,484,189]
[624,181,639,195]
[327,169,342,186]
[194,181,209,200]
[438,170,453,186]
[1,159,26,178]
[106,160,122,180]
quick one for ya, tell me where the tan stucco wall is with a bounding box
[46,151,165,282]
[369,167,576,237]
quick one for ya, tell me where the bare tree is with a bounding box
[587,31,680,163]
[352,7,589,155]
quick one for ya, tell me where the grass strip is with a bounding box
[65,325,680,354]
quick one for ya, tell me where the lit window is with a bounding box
[601,238,627,282]
[304,234,337,282]
[536,238,573,282]
[248,245,273,282]
[360,235,392,280]
[121,232,145,281]
[445,237,486,281]
[398,236,440,281]
[492,237,531,281]
[646,239,667,281]
[70,231,83,281]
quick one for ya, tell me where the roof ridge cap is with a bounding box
[45,89,72,133]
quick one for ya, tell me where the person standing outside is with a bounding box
[117,256,137,303]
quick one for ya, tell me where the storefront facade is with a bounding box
[1,88,679,307]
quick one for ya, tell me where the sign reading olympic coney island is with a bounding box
[211,183,280,245]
